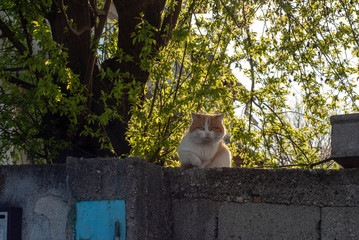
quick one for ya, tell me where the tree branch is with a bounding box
[159,0,183,46]
[93,0,111,40]
[339,0,359,49]
[59,0,91,36]
[309,157,333,169]
[7,75,35,90]
[255,99,311,164]
[278,157,334,169]
[0,18,27,54]
[89,0,109,16]
[246,26,256,134]
[3,67,28,72]
[85,0,111,110]
[18,8,33,55]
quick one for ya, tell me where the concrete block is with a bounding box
[166,167,359,207]
[321,207,359,240]
[67,157,172,240]
[113,157,172,240]
[218,202,320,240]
[172,199,218,240]
[66,157,118,201]
[331,113,359,167]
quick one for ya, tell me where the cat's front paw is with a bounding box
[187,154,203,168]
[178,151,202,168]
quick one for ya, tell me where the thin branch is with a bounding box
[279,1,357,104]
[257,100,311,163]
[245,27,256,134]
[59,0,91,36]
[339,0,359,51]
[159,0,184,46]
[85,0,111,110]
[143,42,187,136]
[149,114,172,164]
[218,0,258,131]
[143,32,188,135]
[3,67,28,72]
[18,8,33,55]
[309,157,333,169]
[195,15,228,112]
[89,0,108,16]
[148,40,188,163]
[171,41,187,106]
[7,75,35,89]
[181,0,196,24]
[143,78,159,135]
[218,0,252,29]
[0,18,27,54]
[101,123,119,158]
[278,157,333,169]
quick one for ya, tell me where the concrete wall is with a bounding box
[0,164,67,240]
[166,167,359,240]
[66,157,171,240]
[0,157,359,239]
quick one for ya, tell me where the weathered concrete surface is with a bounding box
[165,167,359,207]
[218,202,320,240]
[321,207,359,240]
[172,199,218,240]
[34,195,68,240]
[171,200,322,240]
[0,164,67,240]
[1,158,359,239]
[331,113,359,167]
[66,157,172,240]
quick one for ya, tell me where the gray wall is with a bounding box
[0,157,359,239]
[167,167,359,240]
[0,164,67,240]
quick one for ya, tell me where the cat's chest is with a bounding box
[195,143,218,159]
[179,134,219,159]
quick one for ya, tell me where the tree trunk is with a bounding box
[42,0,181,162]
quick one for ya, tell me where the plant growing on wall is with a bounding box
[0,0,358,168]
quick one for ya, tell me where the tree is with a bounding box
[0,0,183,162]
[0,0,358,168]
[223,0,359,168]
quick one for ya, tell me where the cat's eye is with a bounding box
[197,127,205,130]
[211,127,218,131]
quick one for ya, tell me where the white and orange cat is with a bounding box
[177,113,231,168]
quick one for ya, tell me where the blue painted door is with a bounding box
[75,200,126,240]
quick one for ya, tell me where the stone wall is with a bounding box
[0,157,358,239]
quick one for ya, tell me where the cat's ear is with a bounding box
[216,114,224,122]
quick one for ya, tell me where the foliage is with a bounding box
[0,0,358,168]
[0,2,85,162]
[129,0,359,168]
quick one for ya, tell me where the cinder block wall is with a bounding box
[166,167,359,240]
[0,157,359,239]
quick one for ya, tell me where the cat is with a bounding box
[177,113,231,168]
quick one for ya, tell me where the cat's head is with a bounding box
[188,113,226,144]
